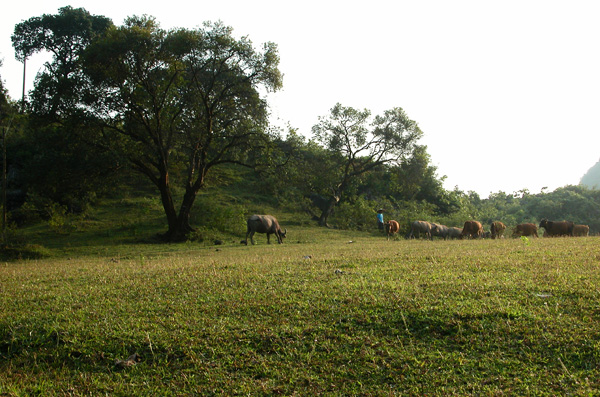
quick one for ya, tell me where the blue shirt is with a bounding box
[377,213,384,223]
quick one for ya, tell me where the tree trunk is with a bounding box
[155,169,190,242]
[177,186,199,234]
[318,195,340,227]
[160,176,203,241]
[158,182,178,235]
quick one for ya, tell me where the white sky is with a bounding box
[1,1,599,197]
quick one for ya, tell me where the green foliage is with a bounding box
[0,244,49,261]
[15,123,117,212]
[0,222,49,260]
[189,194,247,236]
[329,196,376,231]
[11,6,113,118]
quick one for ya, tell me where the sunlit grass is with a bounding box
[2,235,600,395]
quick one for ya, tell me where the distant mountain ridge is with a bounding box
[581,159,600,189]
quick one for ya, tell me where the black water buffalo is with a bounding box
[431,224,463,240]
[431,223,449,240]
[244,215,287,245]
[447,227,463,239]
[406,221,434,240]
[461,220,483,239]
[384,220,400,240]
[512,223,538,237]
[539,219,574,237]
[490,221,506,239]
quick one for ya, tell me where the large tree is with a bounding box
[311,103,423,226]
[82,17,282,240]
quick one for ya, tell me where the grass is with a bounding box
[2,228,600,395]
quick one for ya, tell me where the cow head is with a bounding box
[278,228,287,241]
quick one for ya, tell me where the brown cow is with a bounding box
[384,220,400,240]
[490,221,506,239]
[573,224,590,237]
[461,221,483,239]
[539,219,574,237]
[512,223,538,237]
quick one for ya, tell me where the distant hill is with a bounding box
[580,159,600,189]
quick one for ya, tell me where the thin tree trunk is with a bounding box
[176,186,199,235]
[156,170,181,241]
[318,195,340,227]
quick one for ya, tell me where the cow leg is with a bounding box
[267,233,271,244]
[249,231,256,245]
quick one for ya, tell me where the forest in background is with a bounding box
[1,6,600,245]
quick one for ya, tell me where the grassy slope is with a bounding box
[2,198,600,395]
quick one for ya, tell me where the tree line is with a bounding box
[1,6,600,242]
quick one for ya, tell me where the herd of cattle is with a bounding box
[240,214,591,245]
[385,219,591,240]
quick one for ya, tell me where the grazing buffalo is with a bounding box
[461,221,484,239]
[431,224,462,240]
[384,220,400,240]
[406,220,434,240]
[573,224,590,237]
[512,223,538,237]
[244,215,287,245]
[431,223,450,240]
[490,221,506,239]
[447,227,463,240]
[539,219,574,237]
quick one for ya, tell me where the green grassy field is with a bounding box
[2,222,600,395]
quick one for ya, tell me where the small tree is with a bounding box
[311,103,423,226]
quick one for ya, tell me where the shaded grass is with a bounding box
[1,236,600,395]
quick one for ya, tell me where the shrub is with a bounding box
[190,195,247,236]
[330,197,380,231]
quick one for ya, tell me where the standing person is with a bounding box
[377,209,384,232]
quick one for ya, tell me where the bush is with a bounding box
[330,197,375,231]
[190,195,247,236]
[0,244,49,261]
